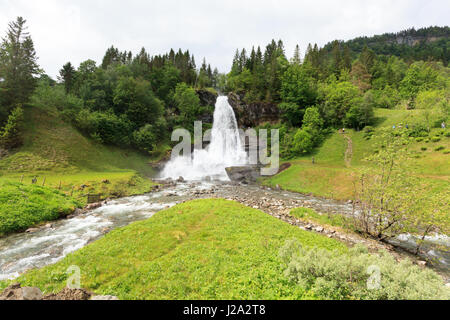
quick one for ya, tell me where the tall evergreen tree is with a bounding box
[331,40,342,75]
[59,62,76,94]
[0,17,39,116]
[291,44,301,65]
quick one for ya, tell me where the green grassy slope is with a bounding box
[0,104,157,205]
[1,199,346,300]
[264,108,450,200]
[0,181,82,236]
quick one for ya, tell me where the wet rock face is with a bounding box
[197,89,218,107]
[227,92,280,127]
[196,89,218,124]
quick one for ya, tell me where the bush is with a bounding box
[132,124,156,153]
[415,137,424,142]
[279,102,304,127]
[292,129,314,155]
[421,147,428,151]
[431,136,441,143]
[408,124,429,138]
[75,109,133,146]
[0,106,24,149]
[435,146,445,152]
[445,131,450,138]
[363,126,375,140]
[280,240,449,300]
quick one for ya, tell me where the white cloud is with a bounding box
[0,0,448,78]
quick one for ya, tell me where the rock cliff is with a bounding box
[227,92,280,128]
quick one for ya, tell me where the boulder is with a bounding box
[225,166,261,184]
[86,203,102,211]
[177,176,185,183]
[21,287,43,300]
[0,284,43,301]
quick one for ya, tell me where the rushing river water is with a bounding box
[0,181,449,281]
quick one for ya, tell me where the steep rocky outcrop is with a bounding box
[196,89,218,107]
[196,89,218,124]
[227,92,280,128]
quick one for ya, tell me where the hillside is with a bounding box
[264,107,450,200]
[323,26,450,64]
[0,102,157,207]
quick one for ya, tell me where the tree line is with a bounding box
[226,36,448,158]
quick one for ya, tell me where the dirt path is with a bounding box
[342,133,353,167]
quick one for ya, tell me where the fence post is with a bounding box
[58,181,62,190]
[71,186,75,197]
[20,175,24,183]
[42,178,46,187]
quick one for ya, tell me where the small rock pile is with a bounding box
[0,284,119,301]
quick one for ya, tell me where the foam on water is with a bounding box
[160,96,247,181]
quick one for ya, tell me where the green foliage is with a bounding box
[353,129,449,240]
[113,77,163,128]
[323,26,449,65]
[173,83,202,130]
[318,80,364,128]
[75,109,133,146]
[0,17,39,117]
[0,182,81,235]
[280,240,449,300]
[132,124,156,153]
[399,62,443,99]
[344,101,375,130]
[0,106,24,149]
[292,129,315,155]
[6,199,346,300]
[279,103,304,127]
[281,64,317,107]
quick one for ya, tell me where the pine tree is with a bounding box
[59,62,76,94]
[342,45,352,71]
[291,44,301,65]
[331,40,342,76]
[0,17,39,115]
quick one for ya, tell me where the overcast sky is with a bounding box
[0,0,448,78]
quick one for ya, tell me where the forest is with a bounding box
[1,19,448,162]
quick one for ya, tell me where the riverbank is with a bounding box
[1,180,448,285]
[0,173,157,238]
[2,195,448,300]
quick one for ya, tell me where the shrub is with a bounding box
[431,136,441,143]
[0,106,24,149]
[292,129,315,155]
[415,137,424,142]
[445,131,450,138]
[280,240,449,300]
[435,146,445,152]
[421,147,428,151]
[363,126,375,140]
[408,124,429,138]
[132,124,156,153]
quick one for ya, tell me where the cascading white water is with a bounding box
[160,96,248,181]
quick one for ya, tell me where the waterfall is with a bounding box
[160,96,247,181]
